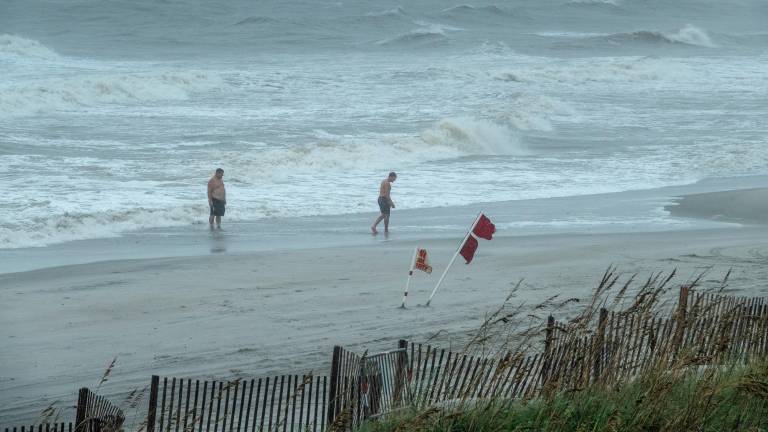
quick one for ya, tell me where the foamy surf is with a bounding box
[421,117,526,155]
[0,206,204,249]
[0,34,60,60]
[0,71,224,117]
[567,0,620,6]
[376,22,460,46]
[604,25,717,48]
[663,24,717,48]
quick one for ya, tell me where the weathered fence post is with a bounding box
[75,388,88,432]
[593,308,608,383]
[392,340,408,406]
[541,315,555,385]
[673,286,690,355]
[327,346,342,427]
[146,375,160,432]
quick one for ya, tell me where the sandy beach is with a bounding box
[1,185,767,424]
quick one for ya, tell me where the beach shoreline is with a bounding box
[1,175,765,275]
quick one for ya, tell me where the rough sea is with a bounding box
[1,0,767,249]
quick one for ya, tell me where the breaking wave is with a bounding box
[440,4,509,16]
[605,25,717,48]
[421,117,525,155]
[237,118,525,181]
[376,24,454,46]
[0,35,226,117]
[493,56,700,85]
[567,0,620,6]
[0,71,224,117]
[0,205,205,249]
[663,25,717,47]
[496,94,577,132]
[0,34,60,60]
[365,6,408,18]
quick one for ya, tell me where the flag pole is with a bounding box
[401,247,418,308]
[425,213,483,307]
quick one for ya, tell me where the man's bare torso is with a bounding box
[208,177,226,201]
[379,179,391,198]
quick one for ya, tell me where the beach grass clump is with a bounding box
[358,360,768,432]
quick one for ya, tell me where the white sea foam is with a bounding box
[496,94,577,132]
[377,22,459,46]
[0,71,224,117]
[567,0,620,5]
[532,31,610,38]
[421,117,526,154]
[365,6,407,17]
[493,56,698,85]
[440,4,507,15]
[230,117,525,182]
[603,25,717,48]
[0,34,60,60]
[662,25,717,48]
[0,205,205,249]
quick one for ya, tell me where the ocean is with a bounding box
[1,0,767,249]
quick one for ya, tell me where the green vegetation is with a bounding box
[359,361,768,432]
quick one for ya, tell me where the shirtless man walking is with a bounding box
[208,168,226,228]
[371,171,396,234]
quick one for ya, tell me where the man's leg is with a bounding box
[215,215,221,227]
[371,214,385,233]
[209,214,214,226]
[383,214,390,233]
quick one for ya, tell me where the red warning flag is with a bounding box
[473,214,496,240]
[459,214,495,264]
[459,236,479,264]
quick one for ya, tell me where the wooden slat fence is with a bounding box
[146,374,328,432]
[403,287,768,408]
[358,344,409,417]
[4,424,73,432]
[4,388,123,432]
[326,342,409,431]
[404,342,546,406]
[537,288,768,393]
[75,388,125,432]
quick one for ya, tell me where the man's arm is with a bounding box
[207,179,213,205]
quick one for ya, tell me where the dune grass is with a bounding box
[358,359,768,432]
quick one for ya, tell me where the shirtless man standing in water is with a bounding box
[208,168,226,228]
[371,171,396,234]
